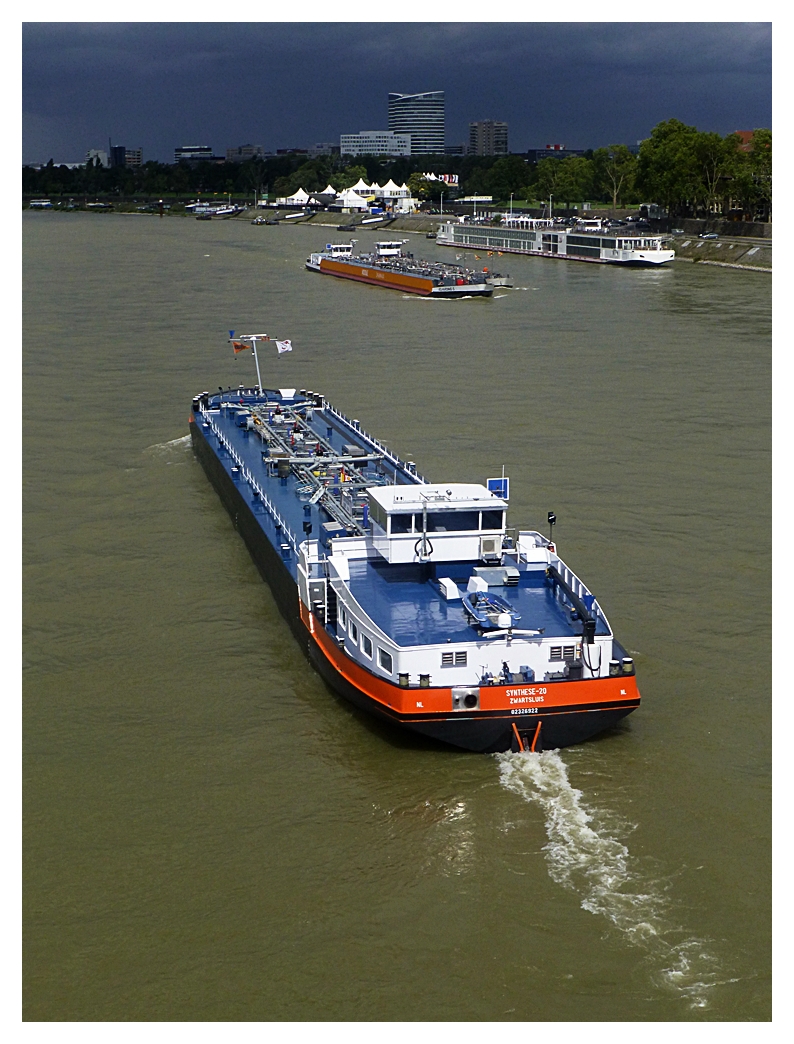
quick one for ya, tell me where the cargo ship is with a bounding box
[305,240,494,297]
[190,372,640,753]
[436,216,675,266]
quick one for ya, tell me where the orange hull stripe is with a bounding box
[319,258,434,295]
[300,601,640,717]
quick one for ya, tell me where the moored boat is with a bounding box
[190,357,640,753]
[305,240,494,298]
[437,216,675,266]
[187,201,243,219]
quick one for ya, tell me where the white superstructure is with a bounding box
[437,217,675,266]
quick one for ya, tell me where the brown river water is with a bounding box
[23,212,771,1021]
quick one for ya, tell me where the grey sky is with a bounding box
[22,21,772,164]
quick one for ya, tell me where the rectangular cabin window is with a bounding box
[425,510,479,532]
[350,621,358,643]
[441,651,454,666]
[362,634,373,658]
[340,607,347,628]
[550,646,563,661]
[481,510,504,530]
[378,648,393,674]
[455,651,467,666]
[390,513,414,534]
[563,645,576,662]
[368,496,387,531]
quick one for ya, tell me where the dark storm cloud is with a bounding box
[22,22,771,164]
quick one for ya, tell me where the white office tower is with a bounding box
[388,91,445,155]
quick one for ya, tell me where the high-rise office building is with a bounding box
[468,120,508,156]
[388,91,444,155]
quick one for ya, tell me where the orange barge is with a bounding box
[305,240,493,298]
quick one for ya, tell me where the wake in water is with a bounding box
[497,750,732,1009]
[144,434,192,461]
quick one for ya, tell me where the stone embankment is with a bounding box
[669,236,771,272]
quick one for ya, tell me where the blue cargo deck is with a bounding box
[196,387,421,580]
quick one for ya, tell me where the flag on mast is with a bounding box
[232,340,250,353]
[276,340,293,354]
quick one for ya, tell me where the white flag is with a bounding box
[276,339,292,354]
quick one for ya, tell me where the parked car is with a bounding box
[699,232,719,239]
[671,228,685,234]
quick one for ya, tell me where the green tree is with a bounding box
[748,128,772,219]
[533,156,592,209]
[636,118,700,215]
[555,156,593,208]
[532,157,565,207]
[483,155,529,202]
[335,165,369,191]
[693,131,742,214]
[592,145,636,212]
[407,172,430,200]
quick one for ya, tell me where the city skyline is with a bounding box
[23,21,772,166]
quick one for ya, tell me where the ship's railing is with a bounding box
[198,405,299,554]
[516,530,611,633]
[554,559,610,633]
[323,403,427,484]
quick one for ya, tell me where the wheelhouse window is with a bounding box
[362,634,373,658]
[425,511,479,532]
[350,621,358,643]
[481,510,504,530]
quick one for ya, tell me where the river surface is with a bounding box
[23,213,771,1021]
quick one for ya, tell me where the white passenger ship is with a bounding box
[437,216,675,266]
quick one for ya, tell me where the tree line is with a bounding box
[23,118,771,220]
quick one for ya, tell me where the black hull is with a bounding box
[191,414,637,754]
[190,416,303,641]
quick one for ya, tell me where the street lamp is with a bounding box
[440,191,443,216]
[509,192,513,217]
